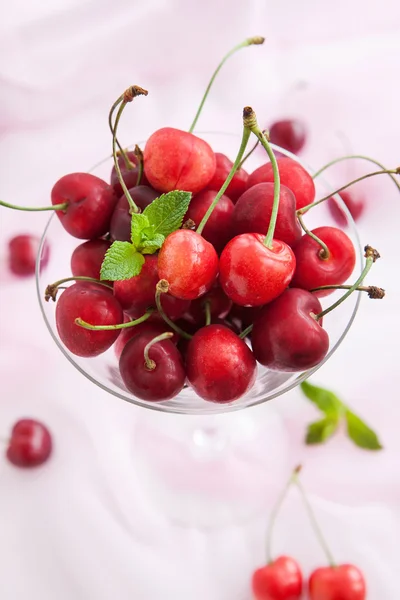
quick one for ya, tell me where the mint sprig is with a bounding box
[100,190,192,281]
[300,380,383,450]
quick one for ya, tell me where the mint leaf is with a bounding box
[345,410,383,450]
[131,213,150,247]
[100,241,145,281]
[306,417,338,445]
[140,233,165,255]
[300,380,342,417]
[143,191,192,237]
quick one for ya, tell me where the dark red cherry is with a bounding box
[251,288,329,371]
[70,239,111,280]
[184,285,232,326]
[185,189,234,253]
[186,324,257,403]
[219,234,296,307]
[231,182,302,247]
[119,331,186,401]
[7,234,49,276]
[110,151,149,196]
[268,118,307,154]
[51,173,118,239]
[229,304,263,330]
[113,255,159,316]
[114,318,179,360]
[252,555,303,600]
[110,186,159,242]
[56,282,123,357]
[205,152,248,202]
[309,564,366,600]
[247,157,315,210]
[143,128,216,193]
[157,230,219,300]
[6,419,52,468]
[291,227,356,297]
[328,190,365,227]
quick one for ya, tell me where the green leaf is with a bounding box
[100,241,145,281]
[143,190,192,237]
[130,213,150,247]
[345,410,383,450]
[305,417,339,445]
[300,380,342,417]
[139,233,165,255]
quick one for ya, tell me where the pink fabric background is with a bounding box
[0,1,399,598]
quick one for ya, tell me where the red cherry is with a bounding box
[268,119,307,155]
[205,152,248,202]
[6,419,52,468]
[110,186,159,242]
[110,151,149,196]
[184,285,232,326]
[251,288,329,371]
[7,234,49,276]
[114,255,159,316]
[51,173,118,239]
[219,234,296,307]
[291,227,356,297]
[247,157,315,210]
[56,282,123,357]
[114,318,179,360]
[157,230,219,300]
[119,331,186,401]
[186,324,257,402]
[231,183,302,247]
[185,189,234,253]
[252,556,303,600]
[143,128,216,193]
[327,191,364,227]
[309,565,366,600]
[70,239,111,280]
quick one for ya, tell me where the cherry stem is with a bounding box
[297,213,330,259]
[75,310,153,331]
[266,465,302,564]
[155,280,193,340]
[44,276,113,302]
[188,36,265,133]
[0,200,68,212]
[294,477,336,567]
[298,168,399,216]
[144,332,174,370]
[134,145,144,186]
[243,108,280,248]
[237,130,266,169]
[312,154,400,194]
[196,121,251,235]
[239,324,253,339]
[204,301,211,326]
[314,245,380,320]
[111,86,148,214]
[310,284,385,299]
[109,97,134,171]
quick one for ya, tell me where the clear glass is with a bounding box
[35,133,363,526]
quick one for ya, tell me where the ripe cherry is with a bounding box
[119,331,186,401]
[247,157,315,210]
[184,285,232,326]
[56,282,123,357]
[7,234,49,276]
[291,227,356,297]
[185,189,234,252]
[219,234,296,307]
[252,556,303,600]
[251,288,329,371]
[231,183,302,247]
[205,152,248,202]
[157,230,219,300]
[327,190,364,227]
[6,419,52,468]
[114,318,179,360]
[143,128,216,193]
[268,119,307,155]
[110,186,159,242]
[70,239,111,281]
[186,324,257,402]
[110,151,149,196]
[309,565,366,600]
[51,173,118,239]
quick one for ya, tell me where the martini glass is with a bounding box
[36,134,362,527]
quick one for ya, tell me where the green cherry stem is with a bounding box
[297,213,330,259]
[196,119,251,235]
[237,130,267,169]
[243,107,280,248]
[314,245,380,320]
[108,96,130,168]
[298,168,400,216]
[75,310,153,331]
[239,324,253,339]
[111,86,148,214]
[44,276,113,302]
[155,280,193,340]
[204,301,212,326]
[0,200,69,212]
[134,144,144,186]
[313,154,400,194]
[310,284,385,299]
[144,332,174,370]
[188,36,265,133]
